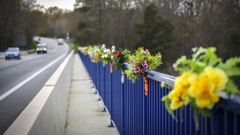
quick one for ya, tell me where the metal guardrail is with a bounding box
[78,51,240,135]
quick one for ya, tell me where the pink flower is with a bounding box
[145,49,149,53]
[134,68,140,73]
[134,61,139,66]
[143,64,148,70]
[142,61,148,69]
[140,69,146,73]
[142,61,147,65]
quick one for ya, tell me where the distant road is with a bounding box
[0,37,70,134]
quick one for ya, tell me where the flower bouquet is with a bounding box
[79,46,89,55]
[88,46,102,63]
[111,49,131,83]
[101,45,115,65]
[125,47,162,95]
[111,49,131,71]
[162,47,240,128]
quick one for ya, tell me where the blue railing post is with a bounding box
[108,64,114,127]
[143,78,146,135]
[121,73,125,135]
[211,106,222,135]
[102,64,106,112]
[103,64,106,102]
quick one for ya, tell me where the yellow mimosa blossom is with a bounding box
[189,72,220,109]
[204,67,228,92]
[169,72,196,110]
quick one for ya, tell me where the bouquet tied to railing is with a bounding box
[162,47,240,129]
[125,47,162,96]
[100,45,116,65]
[79,46,89,55]
[87,46,102,63]
[111,49,131,71]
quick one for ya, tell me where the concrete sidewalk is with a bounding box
[65,54,118,135]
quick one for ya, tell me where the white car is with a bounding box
[5,47,21,60]
[36,43,48,54]
[57,38,64,45]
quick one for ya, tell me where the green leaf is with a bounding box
[225,79,240,96]
[219,57,240,77]
[224,57,240,67]
[174,56,192,73]
[161,96,177,121]
[224,67,240,77]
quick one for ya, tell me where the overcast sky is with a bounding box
[36,0,75,10]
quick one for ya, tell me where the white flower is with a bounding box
[101,54,105,58]
[173,63,177,70]
[104,54,108,58]
[111,46,116,52]
[89,51,94,58]
[101,44,106,49]
[101,53,108,58]
[103,49,110,53]
[192,47,197,52]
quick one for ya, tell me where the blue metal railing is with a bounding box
[78,51,240,135]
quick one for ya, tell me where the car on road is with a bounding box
[57,38,64,45]
[36,43,48,54]
[5,47,21,60]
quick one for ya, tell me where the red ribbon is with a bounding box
[110,63,113,74]
[144,76,149,96]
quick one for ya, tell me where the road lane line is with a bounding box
[0,54,66,101]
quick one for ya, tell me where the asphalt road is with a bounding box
[0,37,70,134]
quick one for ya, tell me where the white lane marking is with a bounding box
[0,54,66,101]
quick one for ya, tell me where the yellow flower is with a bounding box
[189,71,220,109]
[174,71,196,89]
[204,67,228,92]
[169,88,189,110]
[168,72,196,110]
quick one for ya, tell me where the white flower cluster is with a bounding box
[101,44,115,59]
[101,44,111,58]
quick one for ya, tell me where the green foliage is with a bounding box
[25,36,36,50]
[68,41,80,53]
[125,70,139,83]
[134,3,174,52]
[225,80,240,96]
[160,82,172,89]
[161,96,177,120]
[219,57,240,77]
[174,47,221,74]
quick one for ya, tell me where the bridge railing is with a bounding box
[78,51,240,135]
